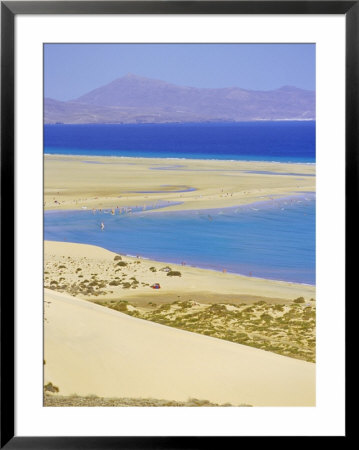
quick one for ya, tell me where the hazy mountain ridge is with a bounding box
[45,74,315,124]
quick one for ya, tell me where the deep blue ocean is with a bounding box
[44,122,315,163]
[44,122,315,285]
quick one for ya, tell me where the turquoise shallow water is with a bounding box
[44,194,315,285]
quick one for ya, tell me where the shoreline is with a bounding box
[45,236,315,288]
[44,240,315,303]
[44,190,315,286]
[44,151,315,165]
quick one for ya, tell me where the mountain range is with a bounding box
[44,74,315,124]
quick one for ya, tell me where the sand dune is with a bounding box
[44,288,315,406]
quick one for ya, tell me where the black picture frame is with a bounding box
[1,1,354,446]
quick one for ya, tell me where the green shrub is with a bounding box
[114,255,122,261]
[167,271,181,277]
[44,382,59,393]
[159,304,171,311]
[293,297,305,303]
[117,262,128,267]
[113,302,128,312]
[273,305,284,312]
[260,313,272,322]
[209,304,227,314]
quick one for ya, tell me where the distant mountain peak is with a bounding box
[46,75,315,124]
[122,73,147,80]
[115,73,166,83]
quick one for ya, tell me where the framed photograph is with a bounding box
[1,1,353,446]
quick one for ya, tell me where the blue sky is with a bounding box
[44,43,315,101]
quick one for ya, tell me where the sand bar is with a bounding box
[44,154,315,212]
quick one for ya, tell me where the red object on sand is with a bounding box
[151,283,161,289]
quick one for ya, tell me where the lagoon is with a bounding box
[44,194,315,285]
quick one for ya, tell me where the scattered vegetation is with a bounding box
[44,393,249,407]
[94,299,316,362]
[167,271,182,277]
[116,261,128,267]
[44,255,315,363]
[44,382,59,393]
[96,300,128,312]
